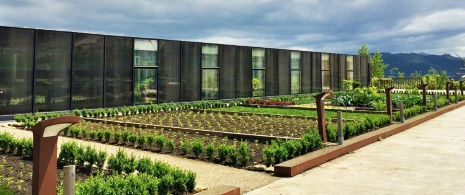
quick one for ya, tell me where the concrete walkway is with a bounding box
[246,105,465,194]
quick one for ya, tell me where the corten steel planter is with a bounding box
[32,116,80,195]
[314,90,333,142]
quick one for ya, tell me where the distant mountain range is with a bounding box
[380,52,465,80]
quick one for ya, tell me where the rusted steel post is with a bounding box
[446,81,451,103]
[314,90,333,142]
[420,83,429,109]
[460,81,464,96]
[385,86,395,123]
[32,116,80,195]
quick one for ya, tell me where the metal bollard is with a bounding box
[399,100,405,123]
[455,89,458,104]
[63,165,75,195]
[337,111,343,145]
[433,93,438,111]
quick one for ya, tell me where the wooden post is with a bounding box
[337,111,343,145]
[420,83,429,109]
[460,81,464,96]
[63,165,75,195]
[446,81,451,104]
[385,86,395,123]
[314,90,333,142]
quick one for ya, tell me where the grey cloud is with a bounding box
[1,0,465,55]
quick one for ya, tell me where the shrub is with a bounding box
[206,143,215,160]
[168,139,175,153]
[180,141,190,156]
[136,157,153,173]
[89,130,97,140]
[103,130,112,143]
[146,134,155,148]
[159,174,174,195]
[137,135,146,148]
[263,144,275,166]
[128,134,138,147]
[59,141,79,165]
[96,131,104,142]
[238,141,250,166]
[95,151,107,172]
[80,128,88,139]
[228,145,238,164]
[191,139,204,158]
[156,136,166,152]
[113,131,121,144]
[217,143,228,162]
[84,146,98,171]
[186,171,196,193]
[121,130,130,145]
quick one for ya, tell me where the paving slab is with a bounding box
[246,105,465,195]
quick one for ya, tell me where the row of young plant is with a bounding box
[64,125,253,166]
[73,100,242,118]
[59,141,196,195]
[326,95,457,143]
[0,132,33,158]
[326,114,391,142]
[262,130,323,166]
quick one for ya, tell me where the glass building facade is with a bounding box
[0,26,370,115]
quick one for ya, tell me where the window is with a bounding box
[134,39,158,104]
[252,48,265,96]
[322,53,330,90]
[134,39,157,66]
[290,51,301,94]
[346,55,354,80]
[202,44,219,99]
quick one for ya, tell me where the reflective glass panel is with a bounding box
[291,70,301,94]
[252,70,265,97]
[202,69,219,99]
[252,48,265,69]
[134,39,157,66]
[0,28,34,114]
[291,51,301,69]
[322,71,330,90]
[322,53,330,70]
[134,68,157,104]
[35,30,72,112]
[202,44,218,68]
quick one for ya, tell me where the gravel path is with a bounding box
[0,122,279,193]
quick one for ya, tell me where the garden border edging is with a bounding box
[274,100,465,177]
[194,185,240,195]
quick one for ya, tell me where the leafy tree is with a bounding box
[357,44,389,78]
[358,44,370,56]
[370,50,389,78]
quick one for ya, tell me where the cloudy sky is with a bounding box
[1,0,465,56]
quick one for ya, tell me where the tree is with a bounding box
[357,45,389,78]
[370,50,389,78]
[358,44,370,56]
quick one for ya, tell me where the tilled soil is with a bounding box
[0,153,89,195]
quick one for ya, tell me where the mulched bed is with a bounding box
[0,152,89,195]
[105,110,317,138]
[70,121,271,167]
